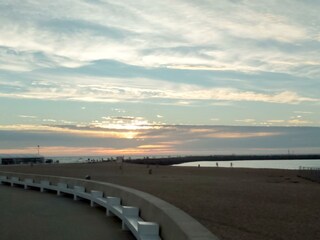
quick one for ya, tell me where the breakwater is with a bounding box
[126,154,320,165]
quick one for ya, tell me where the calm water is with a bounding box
[47,156,320,170]
[173,159,320,170]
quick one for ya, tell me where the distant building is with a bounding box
[0,154,45,165]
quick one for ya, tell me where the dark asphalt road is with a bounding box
[0,184,134,240]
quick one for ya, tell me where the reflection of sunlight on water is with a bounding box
[174,159,320,170]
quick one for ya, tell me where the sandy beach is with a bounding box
[1,162,319,240]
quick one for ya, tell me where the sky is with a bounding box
[0,0,319,156]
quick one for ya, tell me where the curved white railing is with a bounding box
[0,172,219,240]
[0,175,160,240]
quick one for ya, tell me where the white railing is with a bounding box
[0,175,160,240]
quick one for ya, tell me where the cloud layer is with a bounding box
[0,122,319,156]
[1,0,320,75]
[0,1,319,155]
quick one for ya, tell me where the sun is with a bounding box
[124,131,136,139]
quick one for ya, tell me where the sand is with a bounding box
[1,162,319,240]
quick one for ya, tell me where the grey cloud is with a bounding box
[0,130,139,149]
[1,125,319,154]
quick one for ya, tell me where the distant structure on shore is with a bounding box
[0,154,44,165]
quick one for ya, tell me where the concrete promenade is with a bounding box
[0,184,134,240]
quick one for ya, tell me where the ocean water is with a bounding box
[47,156,320,170]
[47,156,320,169]
[173,159,320,170]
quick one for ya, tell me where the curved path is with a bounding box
[0,185,135,240]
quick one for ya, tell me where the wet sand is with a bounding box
[1,162,319,240]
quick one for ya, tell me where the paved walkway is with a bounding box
[0,185,135,240]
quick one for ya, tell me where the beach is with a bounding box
[1,162,319,240]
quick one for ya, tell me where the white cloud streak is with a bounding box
[19,115,37,119]
[0,74,317,104]
[0,0,319,77]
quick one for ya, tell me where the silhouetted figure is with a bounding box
[216,162,218,167]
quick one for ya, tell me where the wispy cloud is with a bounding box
[235,119,256,123]
[19,115,37,119]
[1,0,320,77]
[288,119,312,125]
[42,119,57,123]
[0,74,317,104]
[267,120,286,124]
[293,111,313,114]
[97,116,160,131]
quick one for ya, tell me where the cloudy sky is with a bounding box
[0,0,319,156]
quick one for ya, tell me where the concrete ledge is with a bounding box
[1,173,160,240]
[0,171,219,240]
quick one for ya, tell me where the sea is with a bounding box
[47,156,320,170]
[173,159,320,170]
